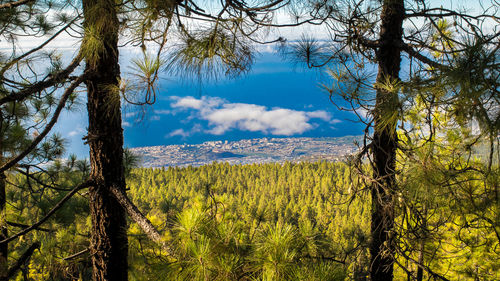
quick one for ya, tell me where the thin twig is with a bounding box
[7,241,40,279]
[0,73,87,173]
[0,180,92,245]
[63,248,89,261]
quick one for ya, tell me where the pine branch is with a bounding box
[0,180,92,245]
[6,221,51,232]
[0,0,34,9]
[0,54,83,106]
[399,42,447,70]
[0,73,87,173]
[302,254,346,264]
[405,7,500,21]
[7,241,40,279]
[63,248,89,261]
[396,248,451,281]
[0,18,79,78]
[109,185,175,257]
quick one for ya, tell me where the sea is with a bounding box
[56,51,366,159]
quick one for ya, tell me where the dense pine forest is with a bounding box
[5,160,498,280]
[1,0,499,280]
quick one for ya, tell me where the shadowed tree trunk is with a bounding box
[416,204,427,281]
[369,0,404,280]
[0,171,6,281]
[82,0,128,280]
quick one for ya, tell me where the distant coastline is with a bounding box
[130,135,363,168]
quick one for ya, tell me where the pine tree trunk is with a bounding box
[82,0,128,280]
[0,171,7,281]
[416,241,424,281]
[369,1,404,281]
[416,205,427,281]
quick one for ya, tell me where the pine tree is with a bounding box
[4,0,291,279]
[0,1,86,279]
[81,0,128,279]
[285,0,499,279]
[78,1,295,279]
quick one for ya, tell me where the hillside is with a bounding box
[130,135,362,167]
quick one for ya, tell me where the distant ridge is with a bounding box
[130,136,362,168]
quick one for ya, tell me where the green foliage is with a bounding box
[2,156,497,280]
[253,222,300,280]
[126,162,368,280]
[394,74,500,280]
[5,158,91,280]
[122,52,165,105]
[167,28,255,79]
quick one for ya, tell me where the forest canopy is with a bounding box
[0,0,498,280]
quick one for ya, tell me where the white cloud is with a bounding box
[154,109,172,115]
[168,128,190,138]
[167,124,203,138]
[124,111,139,118]
[171,96,224,110]
[150,115,161,121]
[306,110,331,121]
[205,104,314,135]
[171,96,204,109]
[122,121,131,127]
[354,107,371,120]
[68,127,85,137]
[170,96,338,136]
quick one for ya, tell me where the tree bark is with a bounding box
[109,185,175,256]
[0,172,7,281]
[369,1,404,281]
[416,205,427,281]
[82,0,128,280]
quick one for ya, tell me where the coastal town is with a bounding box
[130,136,362,167]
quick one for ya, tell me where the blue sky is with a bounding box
[57,52,365,157]
[40,0,497,158]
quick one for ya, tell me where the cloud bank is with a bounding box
[169,96,339,137]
